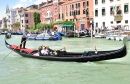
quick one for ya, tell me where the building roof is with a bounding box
[60,0,86,5]
[40,1,65,9]
[24,9,41,13]
[26,4,38,8]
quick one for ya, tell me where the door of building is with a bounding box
[81,24,85,30]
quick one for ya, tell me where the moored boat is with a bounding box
[5,32,11,39]
[5,37,128,62]
[27,33,62,40]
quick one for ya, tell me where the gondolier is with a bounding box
[20,29,29,49]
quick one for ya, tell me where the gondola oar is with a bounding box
[2,38,29,61]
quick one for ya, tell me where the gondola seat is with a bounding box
[57,50,66,56]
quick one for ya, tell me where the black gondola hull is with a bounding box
[5,39,127,62]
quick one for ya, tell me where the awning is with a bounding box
[62,24,74,27]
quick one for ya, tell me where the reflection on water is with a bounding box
[0,35,130,84]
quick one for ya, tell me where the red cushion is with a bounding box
[11,45,34,53]
[20,48,34,53]
[11,45,20,49]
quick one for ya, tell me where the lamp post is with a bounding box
[73,10,76,37]
[86,8,93,39]
[90,20,93,39]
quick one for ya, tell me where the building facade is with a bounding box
[40,0,64,24]
[40,0,94,30]
[6,8,17,30]
[59,0,93,30]
[1,17,7,29]
[20,9,40,31]
[94,0,130,30]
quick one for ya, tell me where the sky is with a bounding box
[0,0,47,20]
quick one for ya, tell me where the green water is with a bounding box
[0,35,130,84]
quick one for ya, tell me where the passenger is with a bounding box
[46,46,54,55]
[63,47,66,51]
[38,46,42,55]
[54,50,59,56]
[62,47,66,55]
[60,47,66,52]
[94,46,98,54]
[41,46,49,55]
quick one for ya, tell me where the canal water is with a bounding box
[0,35,130,84]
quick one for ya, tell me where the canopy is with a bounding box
[62,24,74,27]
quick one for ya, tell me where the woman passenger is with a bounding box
[41,46,49,55]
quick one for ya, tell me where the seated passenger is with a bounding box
[46,46,54,55]
[60,47,66,51]
[94,46,98,54]
[46,46,54,52]
[41,46,49,55]
[38,46,42,55]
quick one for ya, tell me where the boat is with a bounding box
[5,32,11,39]
[106,34,119,40]
[95,33,105,38]
[28,35,62,40]
[27,33,62,40]
[66,31,88,38]
[5,37,128,62]
[115,35,128,41]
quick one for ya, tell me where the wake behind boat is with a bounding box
[5,37,128,62]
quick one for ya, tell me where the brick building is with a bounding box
[40,0,65,24]
[59,0,93,30]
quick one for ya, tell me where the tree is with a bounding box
[12,22,20,27]
[33,12,41,29]
[63,21,75,25]
[11,22,20,30]
[36,23,45,31]
[55,20,65,24]
[48,22,55,28]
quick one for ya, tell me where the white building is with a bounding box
[1,17,7,29]
[6,8,17,30]
[94,0,130,30]
[19,12,25,31]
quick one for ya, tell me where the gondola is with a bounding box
[5,32,11,39]
[5,37,128,62]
